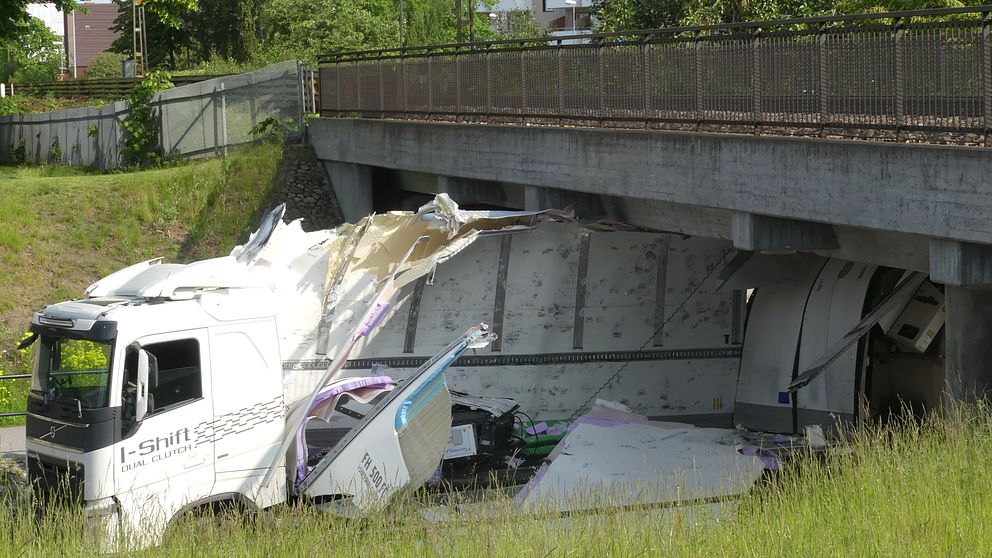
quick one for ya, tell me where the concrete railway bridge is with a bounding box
[307,7,992,416]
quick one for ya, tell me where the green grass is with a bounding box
[0,143,283,423]
[3,406,992,555]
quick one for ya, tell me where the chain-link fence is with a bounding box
[0,60,310,169]
[318,7,992,144]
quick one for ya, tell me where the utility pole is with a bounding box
[456,0,463,43]
[133,0,148,77]
[455,0,474,42]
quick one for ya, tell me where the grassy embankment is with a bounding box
[3,406,991,555]
[0,143,283,424]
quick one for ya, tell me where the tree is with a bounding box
[591,0,688,32]
[1,16,63,83]
[0,0,77,42]
[109,0,197,70]
[193,0,263,62]
[402,0,498,46]
[260,0,399,59]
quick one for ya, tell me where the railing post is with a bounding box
[378,55,385,116]
[818,22,827,136]
[355,60,362,114]
[456,46,463,118]
[694,30,703,127]
[401,52,408,117]
[427,49,433,117]
[335,62,342,115]
[520,42,527,115]
[485,45,493,116]
[248,71,257,127]
[752,26,761,131]
[642,37,651,123]
[558,39,565,122]
[598,38,605,119]
[983,11,992,144]
[894,16,905,140]
[220,82,228,157]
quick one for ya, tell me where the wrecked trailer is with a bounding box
[21,195,744,550]
[21,193,945,550]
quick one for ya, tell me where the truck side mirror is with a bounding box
[135,349,158,422]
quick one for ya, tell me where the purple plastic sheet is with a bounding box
[350,301,392,342]
[294,376,394,486]
[739,444,782,471]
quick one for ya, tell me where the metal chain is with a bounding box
[567,249,733,421]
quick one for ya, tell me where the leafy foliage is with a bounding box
[248,116,298,142]
[0,96,25,117]
[85,51,127,80]
[594,0,982,29]
[1,16,64,83]
[0,0,77,43]
[195,0,263,63]
[121,71,174,167]
[495,10,551,40]
[47,136,61,164]
[142,0,198,29]
[12,138,25,164]
[110,0,196,70]
[260,0,399,59]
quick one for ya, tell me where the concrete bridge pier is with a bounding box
[932,240,992,404]
[944,287,992,404]
[322,161,373,223]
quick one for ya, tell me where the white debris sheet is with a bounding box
[517,403,768,512]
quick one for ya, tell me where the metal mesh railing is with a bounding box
[157,60,306,158]
[0,60,310,168]
[317,7,992,143]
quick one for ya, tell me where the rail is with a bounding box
[14,74,227,98]
[317,6,992,143]
[0,374,29,418]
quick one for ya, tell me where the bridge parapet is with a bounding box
[318,7,992,146]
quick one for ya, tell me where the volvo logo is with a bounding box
[40,424,68,441]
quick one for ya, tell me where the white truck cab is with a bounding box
[27,293,289,547]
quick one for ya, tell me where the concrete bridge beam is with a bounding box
[732,213,839,252]
[930,239,992,288]
[523,185,608,217]
[436,175,508,206]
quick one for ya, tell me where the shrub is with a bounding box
[248,115,298,142]
[85,51,128,80]
[47,136,61,164]
[121,70,174,167]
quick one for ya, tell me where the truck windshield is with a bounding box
[30,336,113,409]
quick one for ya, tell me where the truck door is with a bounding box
[208,321,284,506]
[113,329,214,534]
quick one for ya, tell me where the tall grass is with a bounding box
[4,404,992,556]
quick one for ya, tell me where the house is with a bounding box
[481,0,593,39]
[64,2,120,78]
